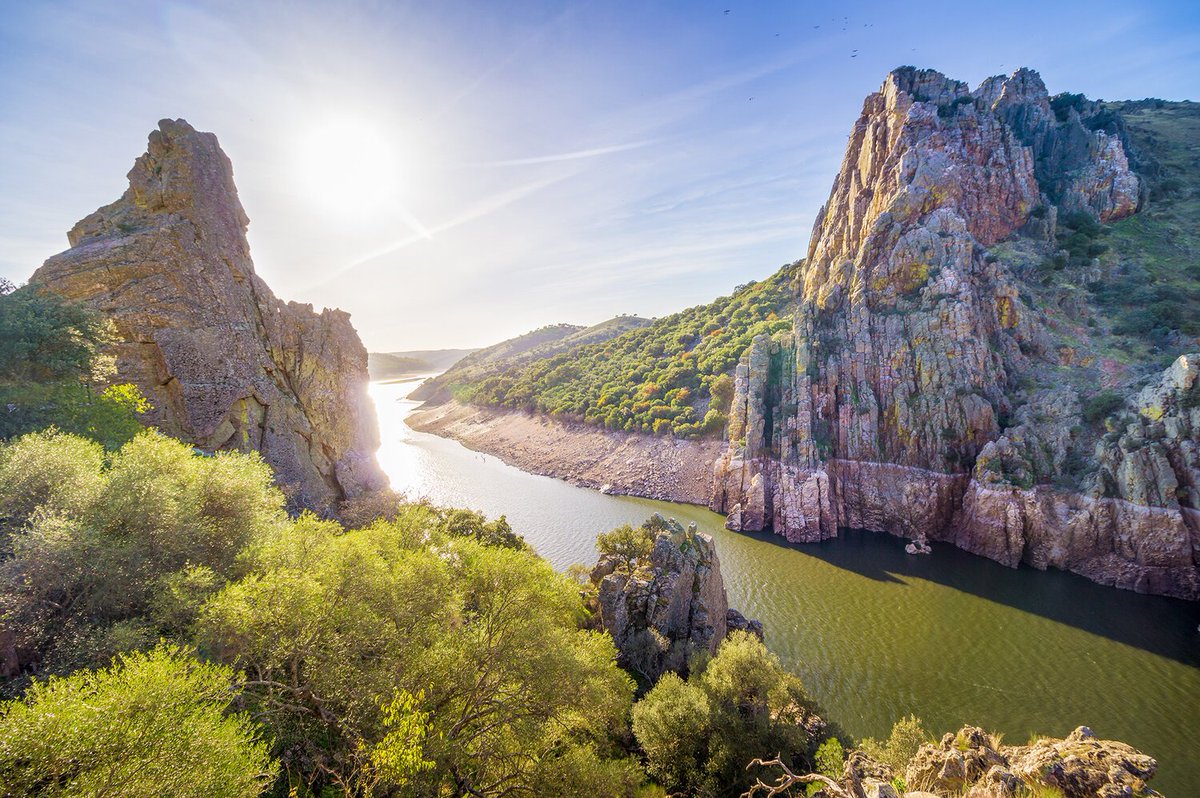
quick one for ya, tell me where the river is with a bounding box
[371,378,1200,794]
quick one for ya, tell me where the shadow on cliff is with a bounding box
[739,527,1200,668]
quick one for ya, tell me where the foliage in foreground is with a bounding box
[199,514,638,795]
[0,429,283,677]
[0,282,147,449]
[0,644,275,798]
[632,631,830,797]
[0,428,646,797]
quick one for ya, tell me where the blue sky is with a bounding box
[2,0,1198,350]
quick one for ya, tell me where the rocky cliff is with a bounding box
[711,68,1200,599]
[30,119,385,511]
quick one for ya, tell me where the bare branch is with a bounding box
[742,756,854,798]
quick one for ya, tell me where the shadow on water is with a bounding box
[735,526,1200,668]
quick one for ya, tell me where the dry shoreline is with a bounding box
[406,400,724,506]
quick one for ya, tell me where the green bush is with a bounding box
[0,285,115,384]
[858,714,929,774]
[0,644,276,797]
[597,522,656,571]
[814,736,846,779]
[1082,390,1125,424]
[201,517,636,795]
[0,284,149,448]
[632,632,828,796]
[0,429,285,676]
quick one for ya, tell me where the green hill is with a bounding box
[430,265,797,437]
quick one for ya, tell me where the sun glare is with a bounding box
[298,117,400,216]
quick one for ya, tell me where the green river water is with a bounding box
[371,379,1200,794]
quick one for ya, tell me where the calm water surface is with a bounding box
[372,379,1200,794]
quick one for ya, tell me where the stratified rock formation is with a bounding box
[710,68,1200,599]
[30,119,385,511]
[588,514,760,682]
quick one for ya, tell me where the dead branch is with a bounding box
[742,755,854,798]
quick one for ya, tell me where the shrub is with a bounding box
[858,714,929,774]
[200,519,635,795]
[632,632,827,796]
[0,644,276,797]
[597,522,656,571]
[1082,390,1124,424]
[815,736,846,779]
[0,430,284,676]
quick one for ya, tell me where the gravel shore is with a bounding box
[406,401,724,506]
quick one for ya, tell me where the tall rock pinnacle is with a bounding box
[31,119,386,511]
[711,68,1198,599]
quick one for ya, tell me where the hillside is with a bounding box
[425,265,795,437]
[367,348,475,381]
[411,315,653,402]
[415,69,1200,600]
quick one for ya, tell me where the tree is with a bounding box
[709,372,735,413]
[632,632,828,797]
[0,286,115,383]
[0,430,284,677]
[631,672,713,792]
[0,285,149,449]
[0,644,276,797]
[858,714,928,774]
[596,522,655,571]
[199,513,637,796]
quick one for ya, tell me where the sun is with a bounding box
[297,117,399,215]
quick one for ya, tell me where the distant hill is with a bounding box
[368,348,476,381]
[411,271,795,437]
[411,316,652,402]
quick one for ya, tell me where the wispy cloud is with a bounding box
[461,138,661,167]
[304,168,578,290]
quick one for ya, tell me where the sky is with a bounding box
[2,1,1198,351]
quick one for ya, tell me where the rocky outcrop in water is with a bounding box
[30,119,385,511]
[710,68,1199,599]
[588,514,759,682]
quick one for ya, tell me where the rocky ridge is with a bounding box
[710,68,1199,599]
[30,119,385,511]
[836,725,1159,798]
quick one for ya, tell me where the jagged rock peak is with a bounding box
[68,119,250,252]
[31,119,386,513]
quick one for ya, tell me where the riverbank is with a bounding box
[406,400,723,505]
[378,383,1200,795]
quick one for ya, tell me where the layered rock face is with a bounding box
[30,119,385,511]
[711,68,1200,599]
[588,514,760,682]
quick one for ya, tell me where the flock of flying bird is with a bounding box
[720,10,925,102]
